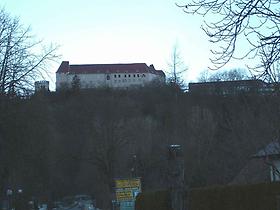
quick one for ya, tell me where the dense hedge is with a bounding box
[190,182,280,210]
[136,183,280,210]
[135,190,172,210]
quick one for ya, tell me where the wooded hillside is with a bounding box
[0,85,279,208]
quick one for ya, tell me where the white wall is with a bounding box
[56,72,164,90]
[56,73,71,89]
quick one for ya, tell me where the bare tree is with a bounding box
[0,8,59,96]
[255,45,280,82]
[167,44,188,88]
[197,68,250,82]
[177,0,280,81]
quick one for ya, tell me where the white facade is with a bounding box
[56,62,165,90]
[57,73,163,89]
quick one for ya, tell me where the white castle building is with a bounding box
[56,61,165,90]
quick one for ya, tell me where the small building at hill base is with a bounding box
[56,61,165,90]
[231,141,280,185]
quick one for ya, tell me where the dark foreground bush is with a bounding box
[135,190,171,210]
[136,182,280,210]
[190,182,280,210]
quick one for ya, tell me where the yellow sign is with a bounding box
[116,190,133,201]
[115,178,141,189]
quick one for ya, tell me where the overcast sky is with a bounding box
[1,0,247,89]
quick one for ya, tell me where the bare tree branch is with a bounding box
[0,8,60,96]
[177,0,280,80]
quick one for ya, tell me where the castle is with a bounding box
[56,61,165,90]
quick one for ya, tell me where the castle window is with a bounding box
[133,74,136,77]
[124,74,127,77]
[118,75,121,78]
[114,75,117,78]
[128,74,131,77]
[106,75,110,80]
[137,74,140,77]
[142,74,146,77]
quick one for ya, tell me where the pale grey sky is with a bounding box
[1,0,247,89]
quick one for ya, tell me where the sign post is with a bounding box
[114,178,141,210]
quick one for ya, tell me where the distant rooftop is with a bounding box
[189,79,267,86]
[253,141,280,158]
[56,61,165,76]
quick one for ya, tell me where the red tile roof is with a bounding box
[56,61,165,77]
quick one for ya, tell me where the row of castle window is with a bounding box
[114,79,141,83]
[107,74,146,80]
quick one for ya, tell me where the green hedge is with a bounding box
[135,190,172,210]
[190,182,280,210]
[136,182,280,210]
